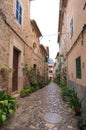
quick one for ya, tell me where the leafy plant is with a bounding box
[77,115,86,130]
[20,80,46,98]
[0,91,18,125]
[68,91,82,112]
[61,86,73,101]
[38,82,45,89]
[1,65,12,74]
[20,85,36,98]
[31,82,38,89]
[24,65,34,84]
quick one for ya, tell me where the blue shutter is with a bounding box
[16,0,19,20]
[16,0,22,25]
[19,6,22,24]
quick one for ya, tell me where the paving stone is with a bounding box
[53,127,58,130]
[67,125,73,129]
[0,82,79,130]
[44,112,62,124]
[29,125,35,129]
[45,123,55,128]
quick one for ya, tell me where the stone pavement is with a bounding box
[1,82,79,130]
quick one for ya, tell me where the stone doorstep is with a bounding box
[12,93,20,99]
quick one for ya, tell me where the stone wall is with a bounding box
[58,0,86,113]
[0,0,48,95]
[68,80,86,114]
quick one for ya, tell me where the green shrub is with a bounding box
[20,85,37,98]
[31,82,38,87]
[60,83,82,116]
[68,91,82,111]
[29,86,36,92]
[77,115,86,130]
[38,82,45,89]
[20,89,30,97]
[54,73,60,85]
[61,86,73,101]
[0,91,18,125]
[20,81,46,98]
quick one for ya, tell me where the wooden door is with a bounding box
[12,48,19,92]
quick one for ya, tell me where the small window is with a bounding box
[33,42,37,49]
[16,0,22,25]
[33,64,36,69]
[76,57,81,79]
[70,18,73,37]
[49,70,53,73]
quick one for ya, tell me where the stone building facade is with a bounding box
[58,0,86,112]
[54,52,60,79]
[48,63,54,81]
[0,0,49,95]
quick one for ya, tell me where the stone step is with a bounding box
[13,93,20,99]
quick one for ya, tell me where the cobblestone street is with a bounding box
[1,82,79,130]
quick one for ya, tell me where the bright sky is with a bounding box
[30,0,60,62]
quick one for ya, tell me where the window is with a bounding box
[49,70,53,73]
[45,57,48,62]
[76,57,81,79]
[33,42,37,49]
[70,18,73,37]
[16,0,22,25]
[83,2,86,9]
[49,66,52,68]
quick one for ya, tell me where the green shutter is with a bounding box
[76,57,81,78]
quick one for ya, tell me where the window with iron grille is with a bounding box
[16,0,22,25]
[76,56,81,79]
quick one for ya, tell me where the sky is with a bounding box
[30,0,60,62]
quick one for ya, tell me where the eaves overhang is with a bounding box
[31,19,42,37]
[57,0,68,42]
[40,44,49,56]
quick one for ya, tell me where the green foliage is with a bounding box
[20,84,38,98]
[0,91,18,125]
[68,90,82,111]
[77,115,86,130]
[31,82,38,89]
[20,89,30,97]
[54,73,60,85]
[59,82,82,114]
[25,65,34,83]
[20,80,46,98]
[38,82,45,89]
[61,86,73,101]
[1,65,12,74]
[59,82,86,129]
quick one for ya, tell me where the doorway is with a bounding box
[12,48,19,92]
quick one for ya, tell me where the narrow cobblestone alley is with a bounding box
[1,82,79,130]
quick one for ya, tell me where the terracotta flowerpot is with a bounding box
[75,109,82,116]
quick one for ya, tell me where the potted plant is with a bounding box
[1,65,12,75]
[69,91,82,116]
[0,91,18,125]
